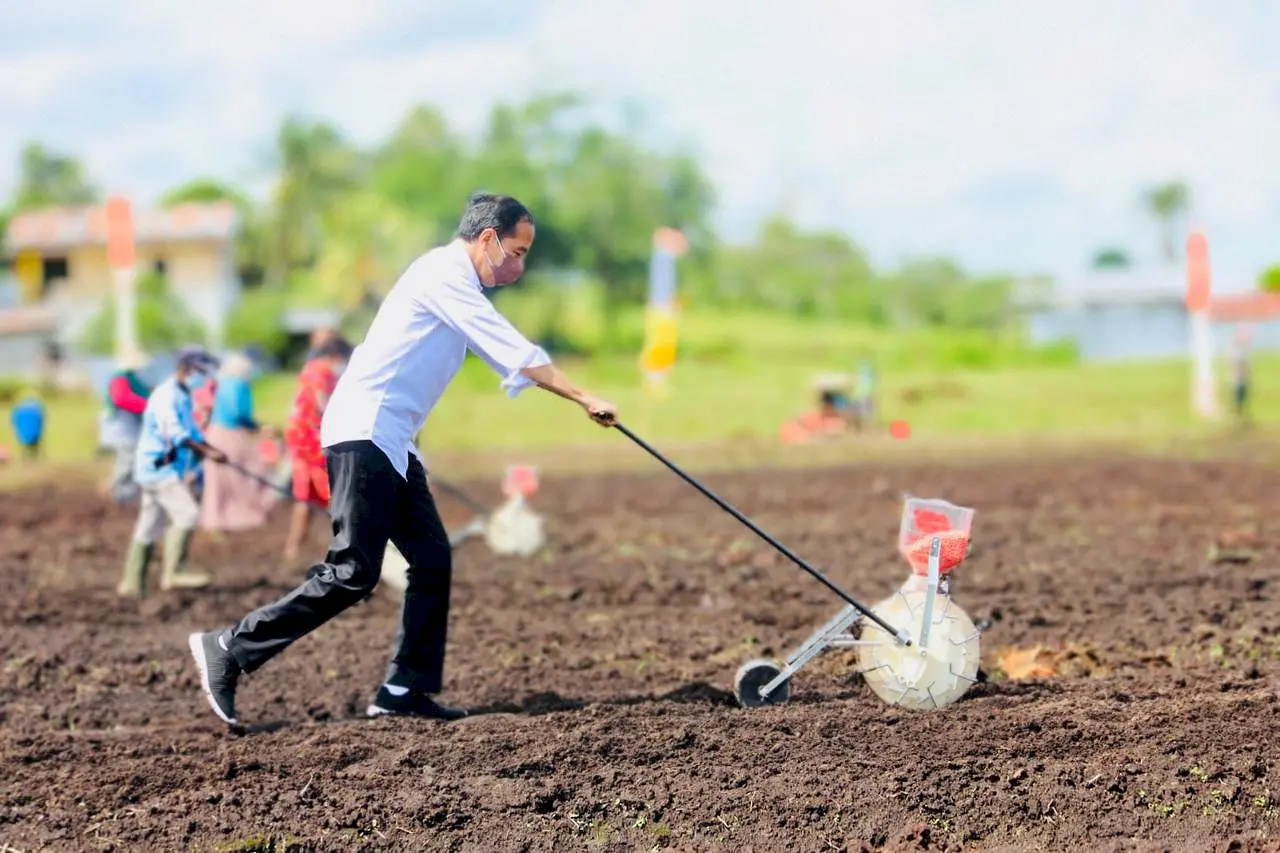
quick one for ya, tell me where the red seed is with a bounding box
[901,529,970,574]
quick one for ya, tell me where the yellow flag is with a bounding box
[639,306,679,373]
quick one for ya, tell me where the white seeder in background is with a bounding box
[381,465,547,593]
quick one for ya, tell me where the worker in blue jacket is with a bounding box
[117,346,227,597]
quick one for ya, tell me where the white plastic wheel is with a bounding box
[734,658,791,708]
[856,590,980,710]
[484,496,547,556]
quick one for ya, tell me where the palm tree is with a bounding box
[311,190,427,311]
[13,142,98,209]
[265,117,360,285]
[1142,182,1191,264]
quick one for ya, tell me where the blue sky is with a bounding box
[1,0,1277,287]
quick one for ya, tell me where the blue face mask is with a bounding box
[184,372,209,390]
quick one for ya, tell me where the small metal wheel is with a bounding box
[734,658,791,709]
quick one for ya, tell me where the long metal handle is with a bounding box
[215,456,329,515]
[428,477,492,517]
[215,444,496,530]
[612,423,909,645]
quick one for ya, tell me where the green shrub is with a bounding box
[0,377,28,405]
[1258,264,1280,293]
[77,270,207,356]
[224,288,291,359]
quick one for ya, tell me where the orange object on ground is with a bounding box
[779,421,810,444]
[780,408,844,444]
[889,419,910,440]
[797,409,844,433]
[996,645,1057,680]
[901,529,970,575]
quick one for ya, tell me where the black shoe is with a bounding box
[366,686,467,721]
[188,630,241,726]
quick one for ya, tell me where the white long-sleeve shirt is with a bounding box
[321,239,551,478]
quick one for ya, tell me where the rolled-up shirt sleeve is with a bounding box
[109,375,148,414]
[418,275,552,398]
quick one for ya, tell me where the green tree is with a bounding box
[223,287,291,358]
[555,128,659,316]
[311,189,429,310]
[11,142,99,210]
[463,95,579,273]
[358,92,715,348]
[77,270,208,355]
[883,257,1013,331]
[265,116,361,285]
[367,104,468,246]
[548,122,716,337]
[712,216,880,320]
[1092,247,1131,270]
[1258,264,1280,293]
[1142,181,1191,263]
[658,153,717,255]
[2,142,100,254]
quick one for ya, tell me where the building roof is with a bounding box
[0,306,58,335]
[4,200,238,255]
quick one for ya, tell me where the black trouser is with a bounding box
[223,440,453,694]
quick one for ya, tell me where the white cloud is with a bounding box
[110,0,402,73]
[0,50,97,107]
[518,0,1280,275]
[0,0,1277,280]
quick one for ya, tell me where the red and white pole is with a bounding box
[105,196,140,365]
[1185,228,1218,420]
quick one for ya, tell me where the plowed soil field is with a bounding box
[4,454,1280,851]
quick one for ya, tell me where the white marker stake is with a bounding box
[1185,228,1218,421]
[918,536,941,649]
[1190,310,1219,420]
[112,266,140,363]
[106,197,140,364]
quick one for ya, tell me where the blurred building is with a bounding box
[0,201,241,385]
[1020,269,1280,362]
[0,294,61,385]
